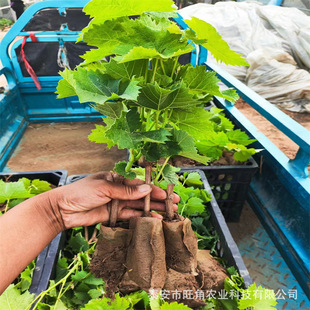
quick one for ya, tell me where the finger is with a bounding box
[124,179,180,203]
[120,200,178,212]
[104,182,152,201]
[64,205,109,228]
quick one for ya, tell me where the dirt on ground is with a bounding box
[234,100,310,160]
[6,122,127,175]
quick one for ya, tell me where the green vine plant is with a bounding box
[56,0,259,186]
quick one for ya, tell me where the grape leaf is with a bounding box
[103,59,149,80]
[238,283,277,310]
[71,270,88,282]
[88,124,115,148]
[82,293,131,309]
[183,172,203,187]
[73,69,141,104]
[29,179,52,195]
[67,232,89,252]
[88,289,103,299]
[91,101,124,119]
[0,180,34,203]
[232,146,257,162]
[83,0,176,27]
[226,129,256,146]
[15,260,35,293]
[137,82,199,111]
[114,161,137,180]
[56,68,77,99]
[106,112,171,149]
[0,285,34,310]
[181,65,239,103]
[171,108,215,141]
[184,196,205,216]
[171,129,210,165]
[161,164,180,184]
[184,17,248,67]
[160,301,190,309]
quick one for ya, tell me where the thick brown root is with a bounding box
[91,225,132,293]
[163,218,198,274]
[163,268,205,308]
[126,217,166,291]
[196,250,228,292]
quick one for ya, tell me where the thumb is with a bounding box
[106,182,152,200]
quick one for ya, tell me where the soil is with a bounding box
[6,122,127,175]
[91,225,132,294]
[234,99,310,161]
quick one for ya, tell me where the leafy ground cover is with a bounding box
[0,177,52,306]
[1,173,277,310]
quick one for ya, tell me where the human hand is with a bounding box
[48,172,180,231]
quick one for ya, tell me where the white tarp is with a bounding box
[179,1,310,112]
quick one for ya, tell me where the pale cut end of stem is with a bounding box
[109,199,119,227]
[144,163,152,216]
[166,183,175,220]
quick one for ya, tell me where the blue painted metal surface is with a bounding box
[206,63,310,298]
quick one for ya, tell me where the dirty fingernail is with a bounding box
[138,184,151,192]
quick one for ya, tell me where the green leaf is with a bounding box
[29,179,52,195]
[16,260,35,292]
[184,17,249,67]
[226,130,256,146]
[171,129,210,165]
[160,301,190,309]
[183,172,203,187]
[0,180,34,203]
[72,270,88,281]
[103,59,149,80]
[0,285,34,310]
[82,293,131,309]
[88,120,116,148]
[88,289,103,299]
[137,82,199,111]
[232,146,257,162]
[238,283,277,310]
[125,290,150,308]
[83,274,104,286]
[56,68,77,98]
[67,232,89,252]
[114,161,136,180]
[91,101,124,119]
[84,0,176,26]
[106,112,171,149]
[184,197,205,216]
[171,108,215,141]
[161,164,180,184]
[73,69,141,104]
[181,65,239,103]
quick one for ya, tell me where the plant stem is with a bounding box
[171,56,179,79]
[125,149,135,172]
[89,227,98,243]
[155,111,160,130]
[154,156,170,183]
[26,258,81,310]
[165,183,175,220]
[152,59,159,83]
[4,199,10,213]
[109,199,119,227]
[160,59,166,76]
[144,162,152,216]
[84,227,89,242]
